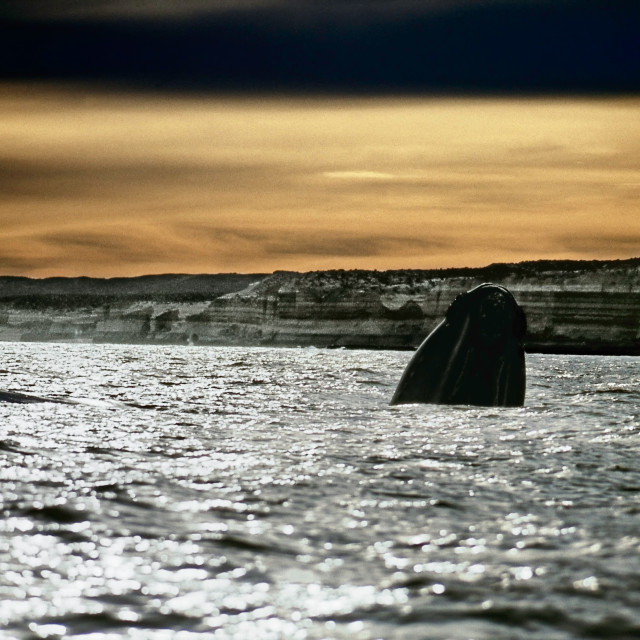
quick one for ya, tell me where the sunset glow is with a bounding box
[1,84,639,277]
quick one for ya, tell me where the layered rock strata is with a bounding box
[0,259,638,354]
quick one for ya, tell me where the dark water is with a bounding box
[0,343,639,639]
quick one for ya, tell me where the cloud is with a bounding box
[1,1,638,93]
[0,253,53,272]
[1,2,517,22]
[1,221,451,277]
[37,229,172,263]
[2,1,253,21]
[557,233,640,257]
[0,157,274,200]
[2,222,207,277]
[179,224,448,259]
[1,87,638,276]
[323,171,396,181]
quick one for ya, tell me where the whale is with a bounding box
[390,283,526,407]
[0,389,127,408]
[0,389,76,404]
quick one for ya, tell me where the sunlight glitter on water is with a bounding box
[0,345,639,638]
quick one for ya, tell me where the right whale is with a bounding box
[0,389,127,408]
[0,389,76,404]
[390,283,526,407]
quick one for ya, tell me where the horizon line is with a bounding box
[2,256,639,282]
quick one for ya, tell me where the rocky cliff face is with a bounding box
[0,259,638,354]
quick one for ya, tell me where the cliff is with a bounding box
[0,259,638,354]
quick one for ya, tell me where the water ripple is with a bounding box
[0,346,639,638]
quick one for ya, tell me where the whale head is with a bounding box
[391,283,527,407]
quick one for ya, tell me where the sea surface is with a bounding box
[0,343,639,640]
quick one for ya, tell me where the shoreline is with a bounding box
[0,258,638,356]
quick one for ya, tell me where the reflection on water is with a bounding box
[0,344,639,639]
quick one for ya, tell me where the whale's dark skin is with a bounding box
[0,389,76,404]
[0,389,133,409]
[390,283,526,407]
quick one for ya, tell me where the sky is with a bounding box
[1,0,639,277]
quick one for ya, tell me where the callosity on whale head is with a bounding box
[390,283,527,407]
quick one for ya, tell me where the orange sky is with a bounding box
[1,83,638,277]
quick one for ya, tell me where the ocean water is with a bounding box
[0,342,639,640]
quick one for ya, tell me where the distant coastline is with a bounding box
[1,258,638,355]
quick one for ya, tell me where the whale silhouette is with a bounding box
[0,389,128,408]
[0,389,76,404]
[390,283,526,407]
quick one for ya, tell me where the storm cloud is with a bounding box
[0,2,638,276]
[1,0,638,93]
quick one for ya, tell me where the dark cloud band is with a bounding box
[1,1,638,93]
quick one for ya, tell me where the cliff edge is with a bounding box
[0,259,638,354]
